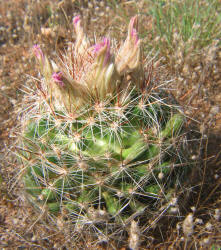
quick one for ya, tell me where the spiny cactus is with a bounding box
[18,15,188,246]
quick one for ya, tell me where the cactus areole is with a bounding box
[19,16,186,243]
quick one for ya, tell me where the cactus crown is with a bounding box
[19,16,187,246]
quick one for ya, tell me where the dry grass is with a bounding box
[0,0,220,248]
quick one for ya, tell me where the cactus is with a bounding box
[18,16,188,245]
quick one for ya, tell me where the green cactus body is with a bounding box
[19,16,188,243]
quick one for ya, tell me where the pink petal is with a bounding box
[33,44,44,62]
[52,72,65,87]
[93,38,110,66]
[73,15,81,26]
[131,28,138,44]
[129,16,139,44]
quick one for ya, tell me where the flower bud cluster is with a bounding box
[33,16,142,111]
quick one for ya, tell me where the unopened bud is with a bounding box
[115,16,141,75]
[94,37,111,66]
[73,15,89,56]
[85,38,119,99]
[33,44,44,64]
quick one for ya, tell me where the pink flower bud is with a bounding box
[52,72,65,87]
[131,28,138,44]
[73,15,89,56]
[33,44,44,64]
[115,16,141,75]
[128,16,138,40]
[73,15,81,27]
[94,38,110,66]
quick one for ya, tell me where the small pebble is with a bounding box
[210,105,220,115]
[183,213,194,237]
[205,222,213,231]
[158,172,164,180]
[195,218,203,225]
[214,209,220,221]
